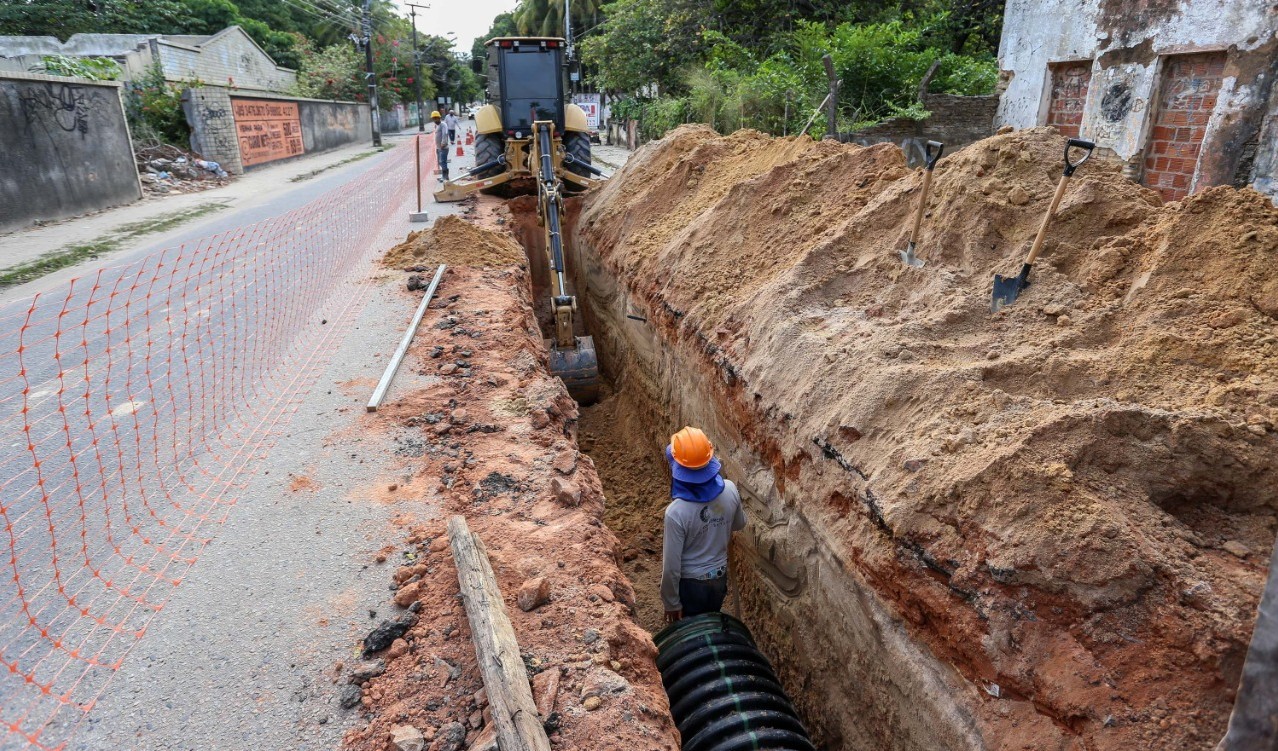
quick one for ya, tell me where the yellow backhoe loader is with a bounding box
[434,37,603,403]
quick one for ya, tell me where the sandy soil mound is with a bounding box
[578,125,1278,749]
[384,214,525,268]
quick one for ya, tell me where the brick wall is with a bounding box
[1142,52,1226,202]
[844,92,998,167]
[1046,61,1092,138]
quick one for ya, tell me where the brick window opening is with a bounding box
[1143,52,1226,202]
[1046,61,1093,139]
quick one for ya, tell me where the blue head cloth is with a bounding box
[666,445,725,503]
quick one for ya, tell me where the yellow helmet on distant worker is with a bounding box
[430,110,441,118]
[670,427,714,470]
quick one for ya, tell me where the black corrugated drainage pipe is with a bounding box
[655,612,816,751]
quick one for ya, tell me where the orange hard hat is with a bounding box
[670,427,714,469]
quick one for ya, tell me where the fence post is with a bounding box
[822,54,839,140]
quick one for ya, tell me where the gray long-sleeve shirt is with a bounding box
[661,480,746,611]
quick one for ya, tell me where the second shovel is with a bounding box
[900,140,944,267]
[991,138,1095,312]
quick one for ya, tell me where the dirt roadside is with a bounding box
[342,235,678,750]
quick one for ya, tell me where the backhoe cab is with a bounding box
[433,37,600,202]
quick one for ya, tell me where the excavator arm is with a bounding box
[532,121,600,404]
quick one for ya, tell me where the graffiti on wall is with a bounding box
[232,98,304,166]
[18,82,104,137]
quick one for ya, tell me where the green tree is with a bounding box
[514,0,605,38]
[471,11,519,72]
[579,0,712,94]
[291,37,364,100]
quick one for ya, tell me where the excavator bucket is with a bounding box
[548,335,599,405]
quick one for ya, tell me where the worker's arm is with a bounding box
[661,507,685,622]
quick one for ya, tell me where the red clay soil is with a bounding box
[342,260,677,751]
[576,125,1278,750]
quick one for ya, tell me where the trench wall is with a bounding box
[566,222,989,750]
[0,71,141,234]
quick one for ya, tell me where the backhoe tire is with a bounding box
[564,131,593,178]
[473,133,505,178]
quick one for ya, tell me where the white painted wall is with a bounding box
[996,0,1277,199]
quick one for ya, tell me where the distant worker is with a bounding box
[432,110,449,183]
[444,109,460,144]
[661,427,746,624]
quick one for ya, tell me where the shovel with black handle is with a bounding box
[991,138,1095,312]
[900,140,945,267]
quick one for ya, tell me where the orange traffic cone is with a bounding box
[465,130,474,145]
[456,142,464,157]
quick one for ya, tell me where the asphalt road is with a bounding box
[0,127,478,750]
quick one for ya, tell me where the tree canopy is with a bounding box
[573,0,1002,137]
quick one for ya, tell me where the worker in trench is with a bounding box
[661,427,747,624]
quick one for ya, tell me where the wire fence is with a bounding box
[0,138,436,750]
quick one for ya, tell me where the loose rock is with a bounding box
[391,724,426,751]
[517,576,551,611]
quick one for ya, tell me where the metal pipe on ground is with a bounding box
[367,263,445,411]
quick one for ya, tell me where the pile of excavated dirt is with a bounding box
[343,259,677,751]
[575,125,1278,750]
[384,214,525,269]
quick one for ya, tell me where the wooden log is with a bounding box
[448,516,552,751]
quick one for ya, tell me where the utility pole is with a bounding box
[407,3,429,132]
[564,0,576,95]
[362,0,382,147]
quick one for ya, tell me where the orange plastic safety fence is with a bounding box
[0,140,436,749]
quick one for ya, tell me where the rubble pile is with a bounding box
[134,142,230,197]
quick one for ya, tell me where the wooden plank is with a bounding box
[367,263,446,412]
[448,516,553,751]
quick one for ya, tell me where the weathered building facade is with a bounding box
[996,0,1278,202]
[0,26,296,92]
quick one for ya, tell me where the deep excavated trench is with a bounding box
[492,125,1278,751]
[507,196,981,751]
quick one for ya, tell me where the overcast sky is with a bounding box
[393,0,520,54]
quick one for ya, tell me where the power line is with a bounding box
[276,0,358,30]
[305,0,361,22]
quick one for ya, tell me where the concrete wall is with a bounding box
[843,93,998,167]
[0,28,295,93]
[185,86,371,174]
[157,30,295,91]
[0,72,140,234]
[996,0,1278,202]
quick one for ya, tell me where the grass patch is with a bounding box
[290,148,384,182]
[0,202,228,290]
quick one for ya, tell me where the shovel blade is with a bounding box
[991,267,1032,313]
[899,241,925,268]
